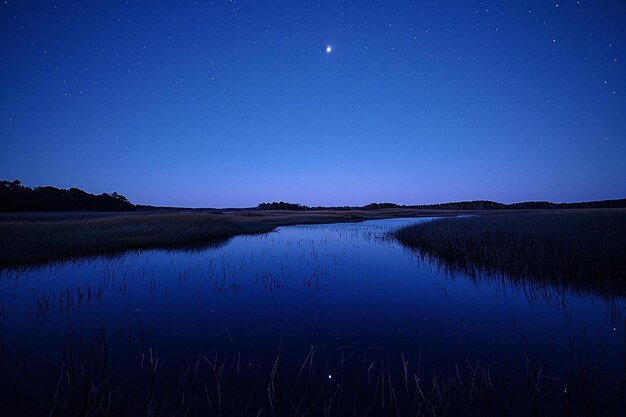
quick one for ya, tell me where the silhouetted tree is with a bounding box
[0,180,135,212]
[257,202,309,210]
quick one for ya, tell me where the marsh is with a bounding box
[0,217,623,416]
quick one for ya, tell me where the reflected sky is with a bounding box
[0,218,623,413]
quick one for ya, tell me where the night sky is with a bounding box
[1,1,625,207]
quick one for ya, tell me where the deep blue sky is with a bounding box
[1,1,624,207]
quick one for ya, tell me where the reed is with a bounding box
[395,210,626,295]
[0,335,621,416]
[0,213,274,267]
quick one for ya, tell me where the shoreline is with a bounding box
[0,208,451,269]
[2,207,624,269]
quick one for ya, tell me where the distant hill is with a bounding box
[257,201,404,211]
[0,180,134,212]
[414,200,506,210]
[3,180,623,212]
[256,201,309,211]
[257,199,626,211]
[414,199,626,210]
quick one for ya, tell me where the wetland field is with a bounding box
[0,211,624,416]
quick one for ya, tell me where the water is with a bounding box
[0,218,623,415]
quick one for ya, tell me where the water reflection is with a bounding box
[0,218,623,416]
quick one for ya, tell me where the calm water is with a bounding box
[0,218,624,415]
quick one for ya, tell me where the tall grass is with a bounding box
[0,214,274,267]
[395,211,626,295]
[0,335,621,416]
[0,209,462,268]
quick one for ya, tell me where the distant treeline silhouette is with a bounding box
[2,179,624,212]
[256,202,404,211]
[417,199,626,210]
[1,180,134,212]
[257,199,626,211]
[256,202,309,211]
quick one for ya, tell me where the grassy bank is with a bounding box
[395,210,626,295]
[0,213,276,267]
[0,208,465,268]
[5,208,624,270]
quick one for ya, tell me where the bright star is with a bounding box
[325,45,332,53]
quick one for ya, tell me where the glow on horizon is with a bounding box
[0,1,624,207]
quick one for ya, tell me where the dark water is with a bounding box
[1,218,624,415]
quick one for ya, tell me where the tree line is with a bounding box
[257,199,626,211]
[0,180,134,212]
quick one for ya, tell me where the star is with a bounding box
[325,45,332,53]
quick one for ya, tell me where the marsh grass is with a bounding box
[0,214,275,267]
[395,211,626,295]
[0,332,622,417]
[0,208,462,268]
[1,216,624,416]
